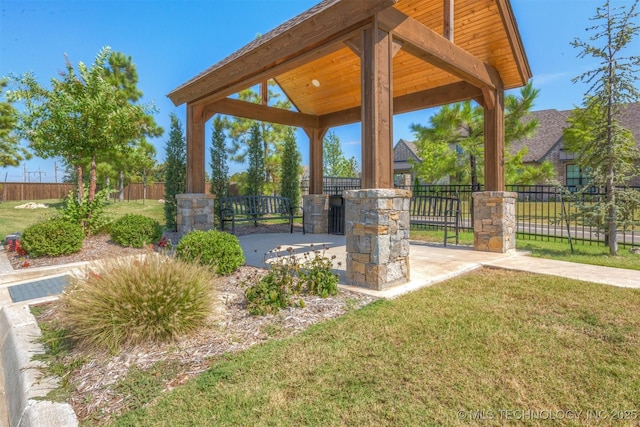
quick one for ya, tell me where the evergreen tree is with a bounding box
[0,78,31,168]
[210,116,229,222]
[164,112,186,231]
[411,82,552,186]
[323,131,359,177]
[245,123,265,196]
[280,127,301,207]
[564,0,640,255]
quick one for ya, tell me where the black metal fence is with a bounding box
[301,181,640,247]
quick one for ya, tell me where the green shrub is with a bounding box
[243,245,338,316]
[245,251,302,315]
[21,218,84,257]
[300,249,339,298]
[175,230,245,275]
[59,187,112,236]
[110,214,162,248]
[58,255,215,354]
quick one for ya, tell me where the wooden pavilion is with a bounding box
[168,0,531,289]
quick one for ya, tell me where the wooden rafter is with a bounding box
[377,7,502,91]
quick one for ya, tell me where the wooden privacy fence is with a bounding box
[0,182,167,202]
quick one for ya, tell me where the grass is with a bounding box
[108,269,640,426]
[0,198,166,238]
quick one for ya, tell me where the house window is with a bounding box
[566,164,589,190]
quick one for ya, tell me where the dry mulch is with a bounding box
[16,223,376,425]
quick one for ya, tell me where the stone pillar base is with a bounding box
[473,191,517,253]
[303,194,329,234]
[344,189,412,291]
[176,193,215,235]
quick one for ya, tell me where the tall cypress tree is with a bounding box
[164,112,186,231]
[246,123,265,196]
[280,127,301,207]
[210,116,229,222]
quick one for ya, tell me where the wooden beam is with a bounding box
[168,0,396,106]
[319,81,482,128]
[484,87,505,191]
[361,23,393,189]
[378,7,502,91]
[303,127,328,194]
[444,0,454,41]
[495,0,533,84]
[186,103,206,193]
[202,98,320,128]
[185,24,369,110]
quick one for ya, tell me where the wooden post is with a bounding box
[483,87,505,191]
[304,127,327,195]
[186,103,206,193]
[444,0,454,41]
[361,21,393,189]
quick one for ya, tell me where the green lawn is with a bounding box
[0,198,166,238]
[109,269,640,426]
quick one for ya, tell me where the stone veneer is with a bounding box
[473,191,517,253]
[176,193,216,235]
[303,194,329,234]
[344,189,412,290]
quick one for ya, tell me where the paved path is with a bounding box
[1,235,639,304]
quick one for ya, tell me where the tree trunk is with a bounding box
[119,170,124,202]
[143,170,147,205]
[76,163,83,204]
[89,155,97,202]
[470,154,480,192]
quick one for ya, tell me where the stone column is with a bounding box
[303,194,329,234]
[344,189,411,290]
[176,193,215,235]
[472,191,517,253]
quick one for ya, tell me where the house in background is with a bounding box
[393,139,421,186]
[511,102,640,189]
[396,103,640,189]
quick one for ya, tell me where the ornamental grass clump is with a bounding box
[175,229,245,275]
[58,255,215,354]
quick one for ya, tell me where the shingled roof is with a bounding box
[512,102,640,163]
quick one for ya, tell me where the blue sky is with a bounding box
[1,0,637,182]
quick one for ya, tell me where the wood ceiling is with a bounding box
[168,0,531,123]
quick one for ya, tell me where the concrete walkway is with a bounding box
[238,233,640,298]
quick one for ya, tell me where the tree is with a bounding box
[0,78,31,168]
[322,131,359,177]
[280,127,301,207]
[164,112,186,231]
[210,115,229,223]
[245,123,265,196]
[128,140,157,204]
[564,0,640,256]
[101,51,163,198]
[226,82,295,194]
[9,47,157,204]
[411,82,553,186]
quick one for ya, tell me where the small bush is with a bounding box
[21,218,84,257]
[59,187,113,236]
[58,255,215,354]
[244,245,338,315]
[110,214,162,248]
[245,253,302,315]
[299,249,339,298]
[175,230,245,275]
